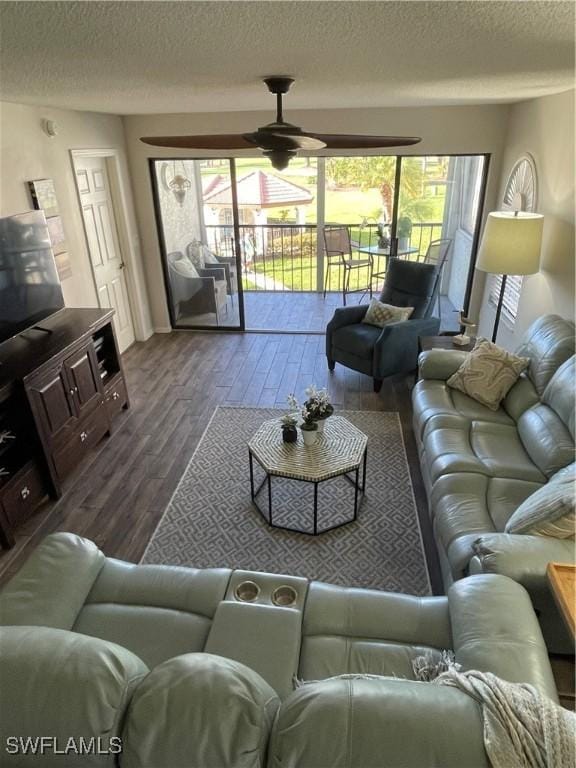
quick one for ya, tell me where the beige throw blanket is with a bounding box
[433,669,576,768]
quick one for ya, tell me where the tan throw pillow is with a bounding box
[447,338,529,411]
[362,299,414,328]
[505,463,575,538]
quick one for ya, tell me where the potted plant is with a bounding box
[397,216,413,252]
[300,405,319,447]
[281,412,298,443]
[304,385,334,434]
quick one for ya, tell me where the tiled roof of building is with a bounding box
[203,170,313,208]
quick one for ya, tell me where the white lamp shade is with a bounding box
[476,211,543,275]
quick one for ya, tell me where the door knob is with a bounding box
[119,262,126,270]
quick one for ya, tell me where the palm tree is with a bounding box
[326,157,426,222]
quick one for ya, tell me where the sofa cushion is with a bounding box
[503,373,540,422]
[514,314,575,396]
[299,581,451,681]
[517,404,575,478]
[122,653,278,768]
[0,626,148,767]
[446,338,529,411]
[73,557,231,668]
[423,417,545,486]
[429,474,544,577]
[332,322,382,360]
[413,379,514,441]
[505,463,575,538]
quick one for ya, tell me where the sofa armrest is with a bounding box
[0,532,105,629]
[469,533,575,588]
[448,575,558,701]
[418,348,469,380]
[199,266,226,282]
[373,316,441,378]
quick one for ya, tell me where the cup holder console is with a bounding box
[272,585,298,607]
[234,580,261,603]
[227,571,306,612]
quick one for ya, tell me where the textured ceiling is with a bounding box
[0,1,574,115]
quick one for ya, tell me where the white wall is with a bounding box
[477,89,575,348]
[123,104,510,330]
[0,101,153,339]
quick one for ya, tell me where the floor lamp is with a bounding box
[476,211,544,343]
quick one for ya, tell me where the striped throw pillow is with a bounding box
[505,463,575,538]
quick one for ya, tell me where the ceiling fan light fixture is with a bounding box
[263,148,298,171]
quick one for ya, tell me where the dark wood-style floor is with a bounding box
[1,330,573,707]
[0,330,440,590]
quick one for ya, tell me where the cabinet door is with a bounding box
[64,345,103,415]
[27,367,76,443]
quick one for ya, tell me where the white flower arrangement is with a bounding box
[304,385,334,420]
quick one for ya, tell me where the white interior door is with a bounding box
[74,155,135,352]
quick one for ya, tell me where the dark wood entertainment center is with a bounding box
[0,308,129,548]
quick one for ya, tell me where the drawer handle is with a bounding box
[80,431,88,442]
[21,486,30,500]
[112,392,120,401]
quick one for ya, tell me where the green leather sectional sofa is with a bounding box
[412,314,575,652]
[0,532,560,767]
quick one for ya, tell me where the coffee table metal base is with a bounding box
[248,448,367,536]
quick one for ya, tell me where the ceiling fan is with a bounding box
[141,77,422,170]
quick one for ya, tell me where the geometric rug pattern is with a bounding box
[142,407,431,596]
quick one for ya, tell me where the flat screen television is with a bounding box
[0,210,65,345]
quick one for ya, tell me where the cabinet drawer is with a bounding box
[105,376,128,422]
[52,405,109,481]
[1,462,47,527]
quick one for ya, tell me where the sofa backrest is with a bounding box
[516,356,576,478]
[514,314,575,396]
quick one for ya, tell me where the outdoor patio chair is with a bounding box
[326,259,441,392]
[167,251,228,324]
[323,225,374,306]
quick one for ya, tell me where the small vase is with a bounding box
[301,427,318,447]
[282,425,297,443]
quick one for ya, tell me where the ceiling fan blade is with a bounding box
[303,133,422,149]
[140,134,255,150]
[243,131,326,151]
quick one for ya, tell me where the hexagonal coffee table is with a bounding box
[248,416,368,535]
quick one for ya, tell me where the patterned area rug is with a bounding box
[142,407,430,595]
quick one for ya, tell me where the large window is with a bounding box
[150,154,488,332]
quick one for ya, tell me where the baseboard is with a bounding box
[153,326,172,334]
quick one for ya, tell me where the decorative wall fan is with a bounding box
[141,77,422,170]
[502,153,538,212]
